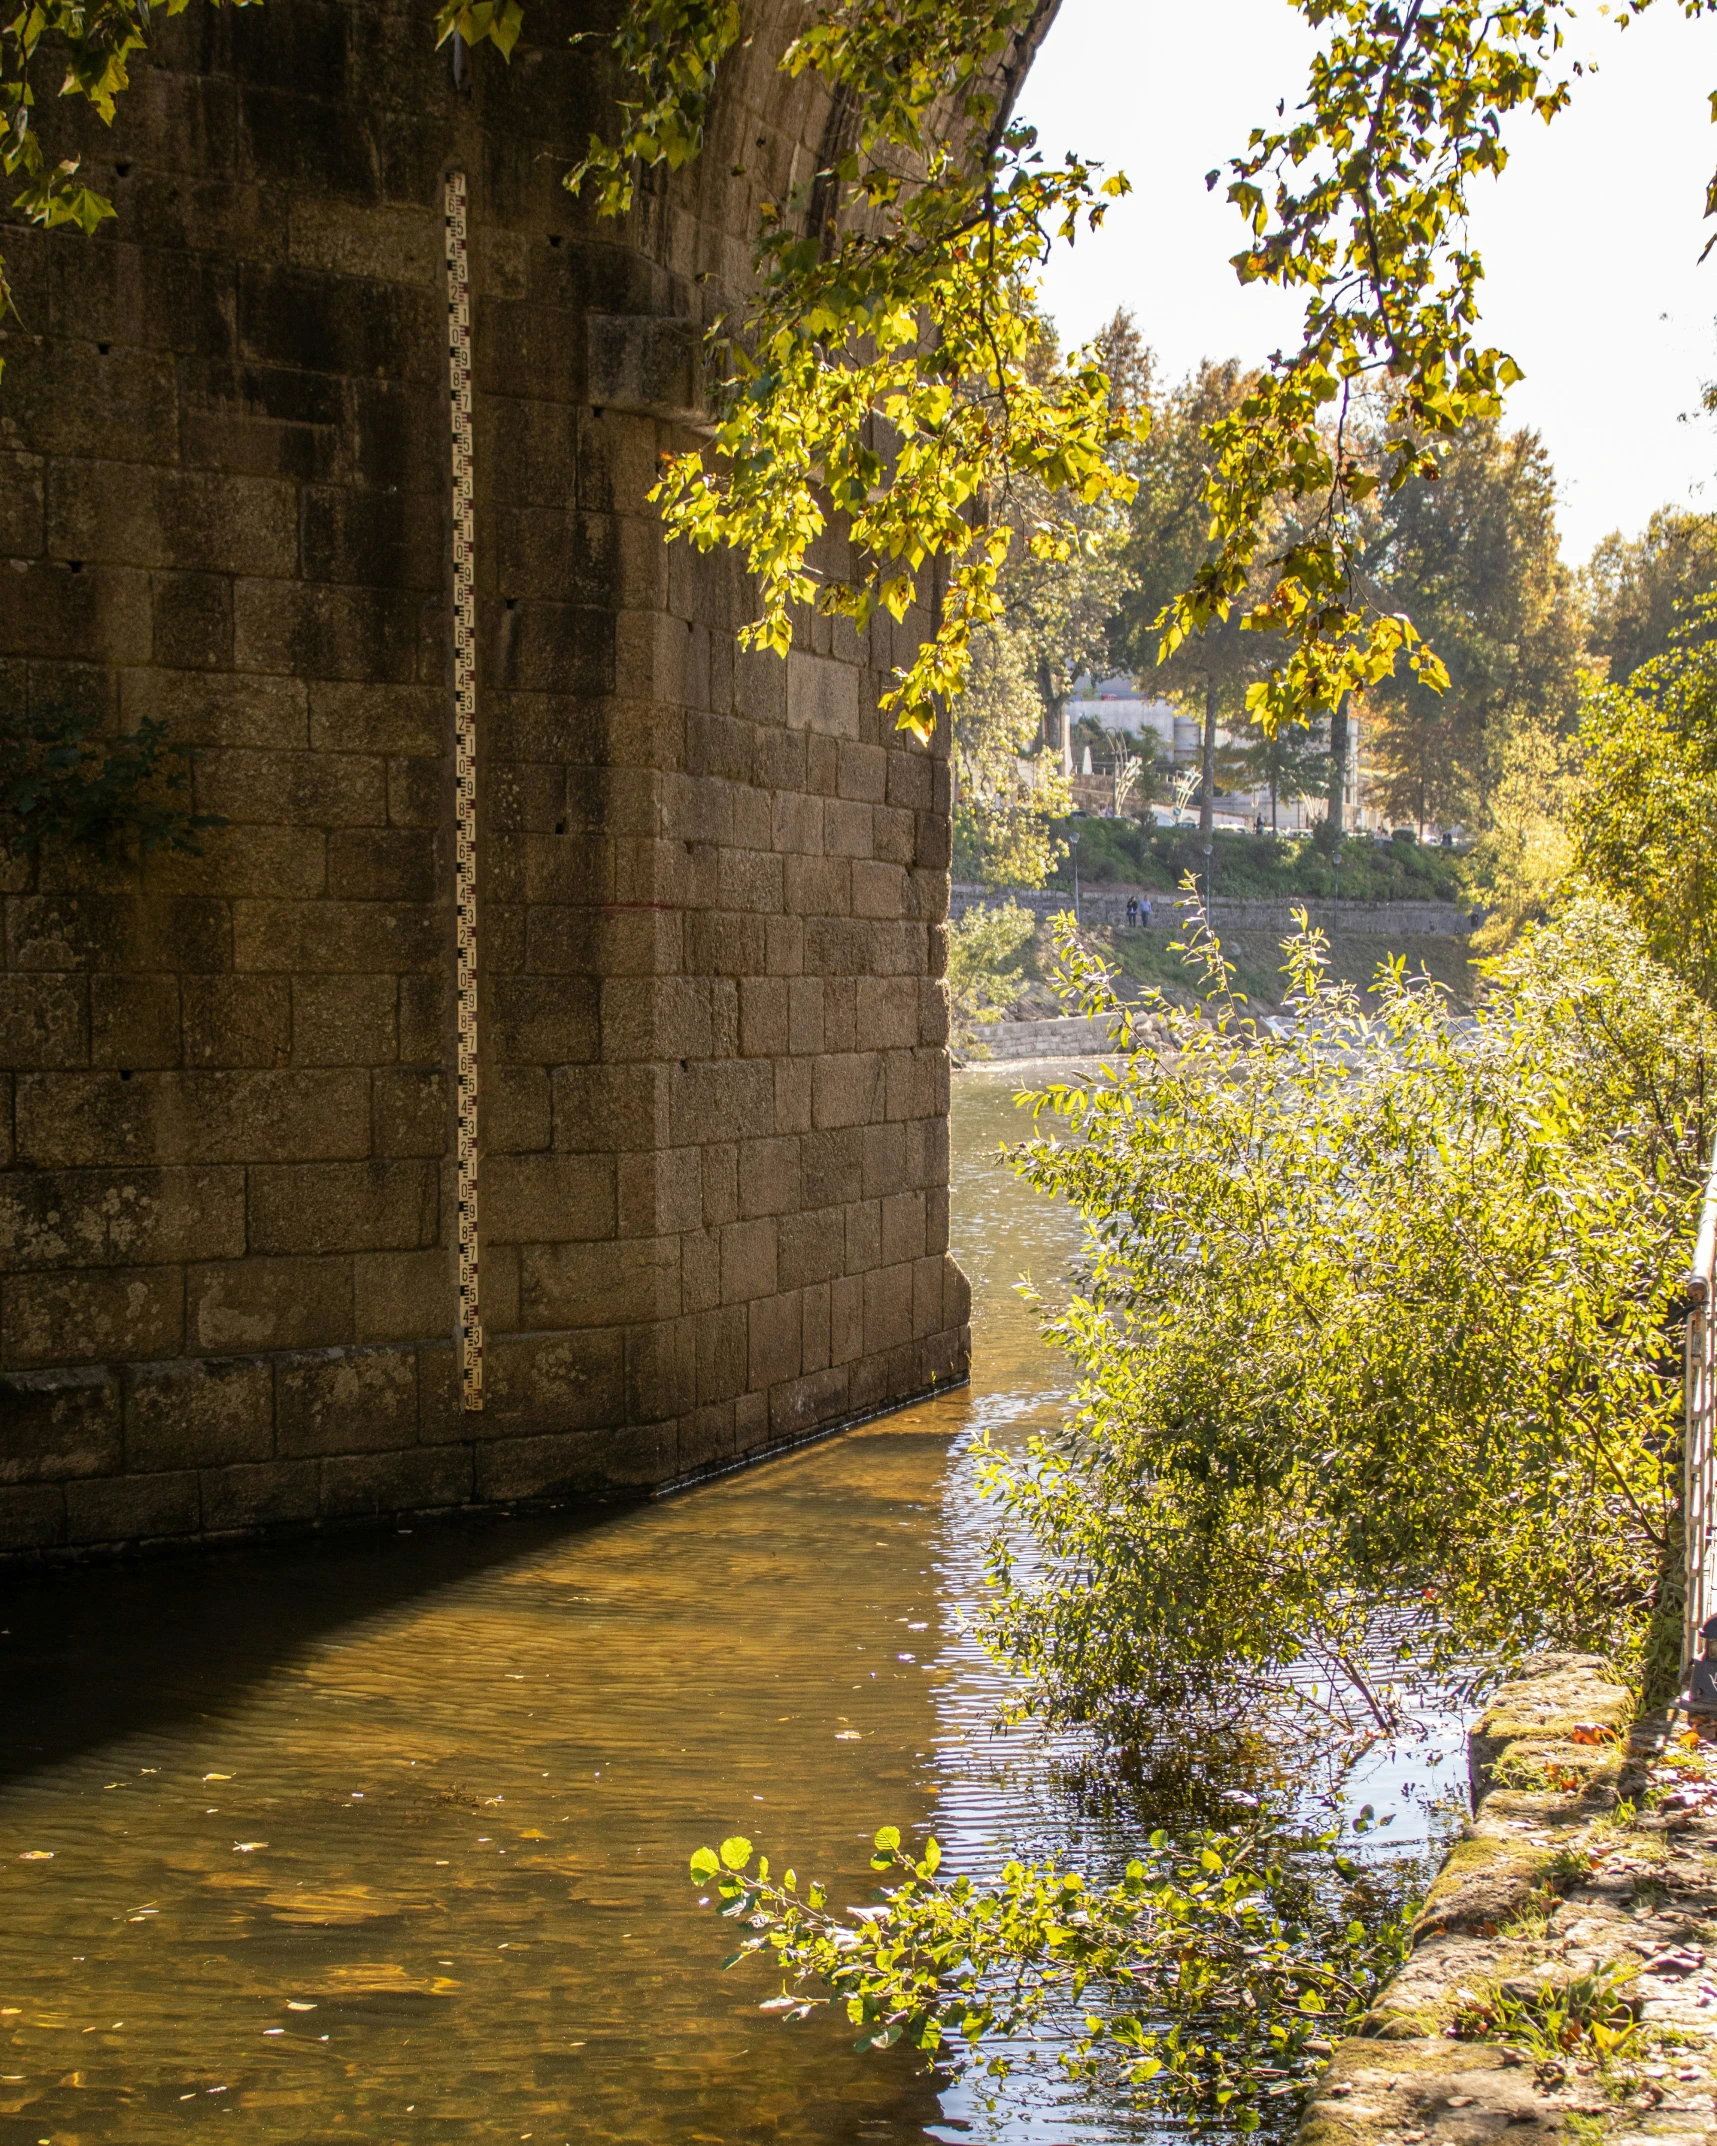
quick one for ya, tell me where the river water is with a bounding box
[0,1073,1465,2146]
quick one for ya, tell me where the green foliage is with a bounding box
[946,307,1135,879]
[974,896,1713,1742]
[1111,352,1287,836]
[12,0,1711,758]
[688,1812,1416,2128]
[1571,618,1717,1008]
[1451,1962,1643,2072]
[0,0,222,357]
[1115,359,1284,706]
[1584,509,1717,685]
[951,622,1071,887]
[0,706,215,857]
[641,15,1138,742]
[945,898,1038,1048]
[1462,713,1578,955]
[1355,416,1582,835]
[1228,717,1330,830]
[564,0,737,209]
[1046,818,1467,902]
[1103,919,1475,1014]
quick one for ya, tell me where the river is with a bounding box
[0,1072,1465,2146]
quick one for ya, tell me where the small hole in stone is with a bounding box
[68,560,84,573]
[119,1068,132,1081]
[96,343,110,356]
[679,1059,688,1071]
[684,840,695,854]
[505,597,517,610]
[114,162,131,178]
[554,821,566,836]
[591,405,605,419]
[548,234,562,248]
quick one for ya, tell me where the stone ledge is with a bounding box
[1300,1653,1717,2146]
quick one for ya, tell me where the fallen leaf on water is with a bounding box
[233,1842,269,1854]
[517,1830,548,1841]
[835,1732,861,1742]
[18,1852,52,1861]
[286,2002,316,2012]
[203,1773,234,1782]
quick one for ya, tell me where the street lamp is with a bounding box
[1069,825,1082,925]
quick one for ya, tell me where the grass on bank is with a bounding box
[987,915,1478,1013]
[1041,821,1473,903]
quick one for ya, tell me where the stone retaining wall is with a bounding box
[950,884,1479,936]
[956,1014,1124,1062]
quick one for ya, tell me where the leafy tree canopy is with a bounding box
[1355,413,1581,834]
[1571,610,1717,1007]
[949,302,1132,884]
[12,0,1717,742]
[1583,508,1717,684]
[944,897,1037,1045]
[1112,352,1287,840]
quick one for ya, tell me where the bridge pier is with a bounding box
[0,0,974,1555]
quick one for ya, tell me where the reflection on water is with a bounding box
[0,1072,1462,2145]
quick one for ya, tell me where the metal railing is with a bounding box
[1683,1136,1717,1674]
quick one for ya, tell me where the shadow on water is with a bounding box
[0,1509,617,1789]
[0,1071,1463,2146]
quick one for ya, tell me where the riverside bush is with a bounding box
[944,900,1039,1051]
[689,1810,1417,2133]
[977,897,1715,1742]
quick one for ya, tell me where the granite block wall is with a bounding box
[0,0,991,1556]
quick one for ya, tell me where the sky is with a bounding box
[1020,0,1717,563]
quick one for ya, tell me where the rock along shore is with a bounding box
[1301,1656,1717,2146]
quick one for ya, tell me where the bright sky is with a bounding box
[1021,0,1717,563]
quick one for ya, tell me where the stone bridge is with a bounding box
[0,0,1050,1555]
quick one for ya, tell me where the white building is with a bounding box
[1062,674,1183,761]
[1060,673,1383,835]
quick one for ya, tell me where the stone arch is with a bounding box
[0,0,1067,1555]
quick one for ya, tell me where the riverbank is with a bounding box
[954,900,1479,1027]
[1302,1658,1717,2146]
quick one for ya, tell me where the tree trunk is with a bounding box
[1039,658,1069,777]
[1327,700,1349,837]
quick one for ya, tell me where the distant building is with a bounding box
[1064,674,1180,755]
[1059,673,1398,836]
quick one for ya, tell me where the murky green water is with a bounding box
[0,1074,1461,2146]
